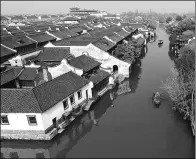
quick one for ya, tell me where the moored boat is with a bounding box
[152,92,161,106]
[158,40,163,45]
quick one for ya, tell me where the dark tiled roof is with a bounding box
[1,44,16,57]
[11,32,26,37]
[88,70,110,85]
[41,15,50,18]
[6,27,20,32]
[65,33,91,41]
[121,22,132,27]
[77,24,92,31]
[38,47,74,62]
[125,28,132,33]
[53,39,91,46]
[107,33,123,43]
[68,55,101,73]
[18,67,37,81]
[28,33,56,43]
[50,15,58,18]
[58,14,65,17]
[0,67,23,85]
[60,28,78,37]
[1,16,9,20]
[26,15,38,19]
[68,26,84,33]
[33,71,90,112]
[86,23,97,30]
[130,23,143,29]
[116,30,129,37]
[60,28,78,36]
[1,88,41,113]
[22,29,38,35]
[1,36,36,49]
[1,29,10,36]
[63,17,79,21]
[48,31,70,39]
[10,16,25,20]
[93,38,115,52]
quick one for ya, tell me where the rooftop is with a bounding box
[38,47,74,62]
[0,71,90,113]
[68,55,101,73]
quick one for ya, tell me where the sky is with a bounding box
[1,1,195,15]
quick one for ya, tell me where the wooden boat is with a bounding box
[158,40,163,45]
[152,92,161,106]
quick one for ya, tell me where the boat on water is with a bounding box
[158,40,163,45]
[152,92,161,106]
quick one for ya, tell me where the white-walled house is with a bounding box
[44,41,131,77]
[1,71,93,140]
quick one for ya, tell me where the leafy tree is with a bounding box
[175,43,195,82]
[166,16,172,23]
[113,41,142,62]
[176,15,183,21]
[162,41,195,136]
[147,22,156,30]
[177,18,195,32]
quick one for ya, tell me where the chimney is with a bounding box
[37,63,51,82]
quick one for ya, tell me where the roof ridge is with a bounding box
[1,44,17,52]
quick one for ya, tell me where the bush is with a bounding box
[162,42,195,135]
[176,15,183,21]
[166,17,172,23]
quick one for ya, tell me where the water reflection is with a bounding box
[168,50,176,61]
[0,92,119,158]
[129,59,142,93]
[140,46,148,59]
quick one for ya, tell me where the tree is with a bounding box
[176,15,183,21]
[162,41,195,136]
[175,43,195,82]
[147,22,156,30]
[177,18,195,32]
[166,16,172,23]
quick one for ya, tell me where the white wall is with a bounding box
[41,83,93,130]
[1,113,44,131]
[48,59,83,79]
[44,43,131,75]
[85,44,131,75]
[64,21,78,24]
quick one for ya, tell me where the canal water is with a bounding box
[1,26,195,158]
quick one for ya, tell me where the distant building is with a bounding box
[63,17,79,24]
[1,16,10,24]
[69,7,99,16]
[25,15,39,22]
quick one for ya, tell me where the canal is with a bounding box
[1,26,195,158]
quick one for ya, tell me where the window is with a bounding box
[63,99,69,110]
[77,90,82,99]
[27,116,37,126]
[1,115,9,125]
[70,95,75,105]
